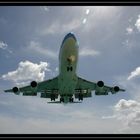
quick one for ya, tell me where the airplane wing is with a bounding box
[75,77,125,99]
[4,77,59,99]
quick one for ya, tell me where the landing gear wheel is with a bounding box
[78,96,83,101]
[69,98,74,102]
[60,97,64,102]
[51,98,55,101]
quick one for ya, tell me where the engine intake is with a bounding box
[12,87,19,93]
[31,81,37,88]
[97,81,104,87]
[114,86,120,92]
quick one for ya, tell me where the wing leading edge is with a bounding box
[4,77,59,98]
[75,77,125,97]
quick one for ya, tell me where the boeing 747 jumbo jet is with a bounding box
[4,33,125,103]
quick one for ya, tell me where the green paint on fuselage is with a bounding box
[58,36,79,103]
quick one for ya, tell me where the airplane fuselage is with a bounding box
[58,33,79,103]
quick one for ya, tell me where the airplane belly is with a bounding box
[58,75,77,96]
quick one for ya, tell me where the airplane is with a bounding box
[4,32,125,104]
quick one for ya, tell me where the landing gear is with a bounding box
[60,97,64,102]
[51,97,55,101]
[67,67,73,71]
[51,94,55,101]
[69,97,74,102]
[78,94,83,101]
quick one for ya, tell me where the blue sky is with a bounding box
[0,6,140,134]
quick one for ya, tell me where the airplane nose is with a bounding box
[65,32,77,42]
[62,32,77,44]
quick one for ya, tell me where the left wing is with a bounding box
[75,77,125,98]
[4,77,59,99]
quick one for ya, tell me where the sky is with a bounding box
[0,6,140,134]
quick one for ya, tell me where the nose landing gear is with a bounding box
[69,97,74,102]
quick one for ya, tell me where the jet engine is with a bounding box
[12,87,20,95]
[12,87,19,93]
[30,81,37,88]
[97,81,104,87]
[95,81,105,95]
[113,86,120,92]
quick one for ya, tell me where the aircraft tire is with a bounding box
[71,98,74,102]
[60,97,64,102]
[69,97,74,102]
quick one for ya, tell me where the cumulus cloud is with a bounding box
[135,15,140,32]
[127,67,140,80]
[0,41,8,50]
[2,60,50,85]
[115,99,140,130]
[103,99,140,133]
[115,99,140,111]
[79,47,100,57]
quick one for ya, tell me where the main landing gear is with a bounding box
[69,97,74,102]
[60,97,64,102]
[60,97,74,103]
[78,94,83,101]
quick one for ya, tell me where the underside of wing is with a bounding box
[4,77,59,99]
[75,77,125,98]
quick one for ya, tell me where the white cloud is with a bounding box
[79,47,100,57]
[0,41,13,54]
[0,41,8,50]
[43,6,49,12]
[0,114,111,134]
[115,99,140,111]
[127,67,140,80]
[126,27,133,35]
[0,96,121,134]
[135,15,140,32]
[115,99,140,130]
[122,39,134,50]
[86,9,90,15]
[40,6,49,12]
[103,99,140,133]
[82,18,87,24]
[2,60,50,85]
[27,41,57,59]
[38,6,122,37]
[40,19,81,36]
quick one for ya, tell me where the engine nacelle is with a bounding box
[12,87,19,93]
[114,86,120,92]
[97,81,104,88]
[12,87,20,95]
[30,81,37,88]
